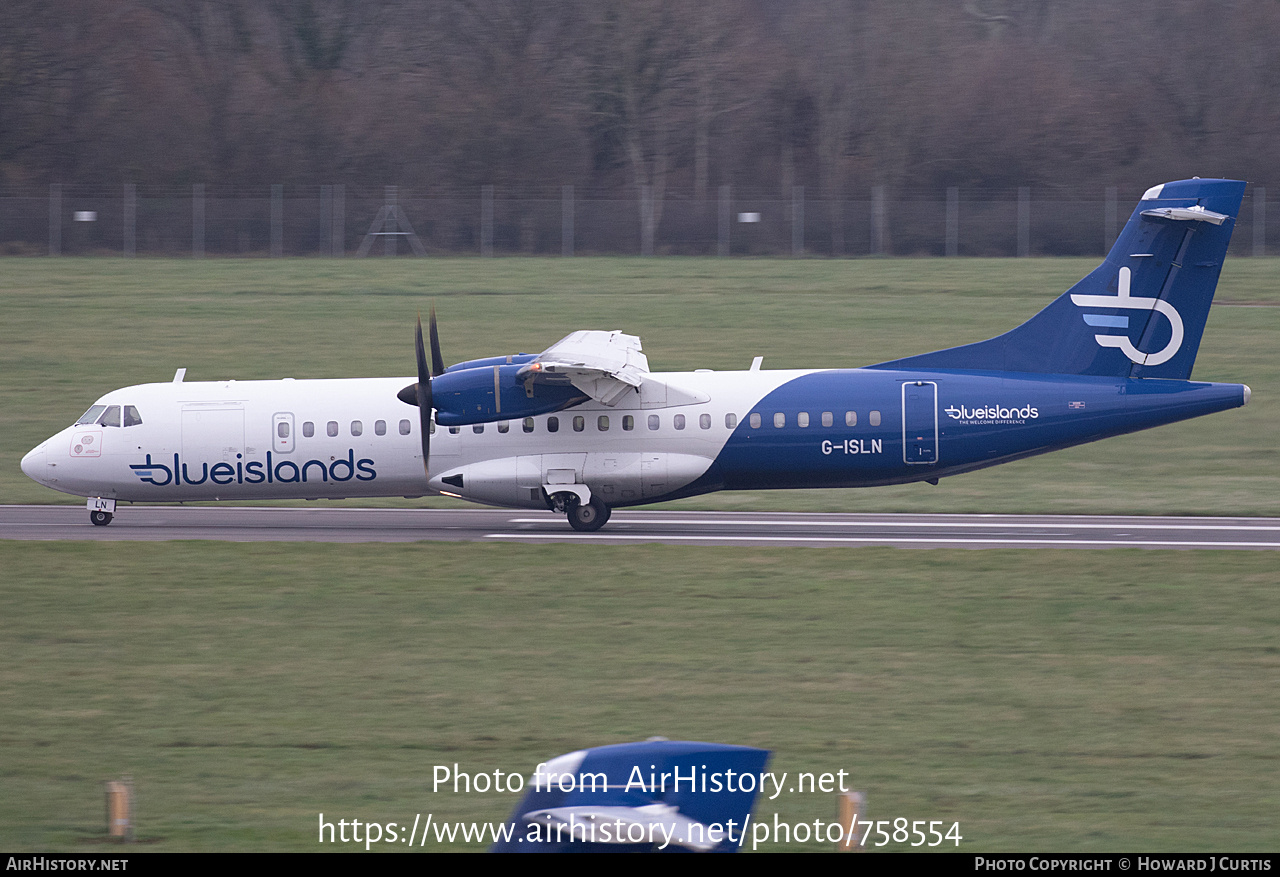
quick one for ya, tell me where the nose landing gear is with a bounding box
[88,497,116,526]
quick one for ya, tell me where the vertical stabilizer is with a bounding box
[869,179,1246,379]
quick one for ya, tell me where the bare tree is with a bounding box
[687,1,756,202]
[584,0,696,254]
[3,0,1279,226]
[425,0,589,191]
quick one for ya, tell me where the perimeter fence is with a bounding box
[2,184,1272,258]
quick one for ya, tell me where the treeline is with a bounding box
[3,0,1278,203]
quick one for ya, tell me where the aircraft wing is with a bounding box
[516,330,649,406]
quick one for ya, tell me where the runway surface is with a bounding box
[3,505,1279,549]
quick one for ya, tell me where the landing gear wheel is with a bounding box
[90,510,113,526]
[566,496,611,532]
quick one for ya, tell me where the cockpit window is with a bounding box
[123,405,143,427]
[98,405,122,427]
[76,405,107,425]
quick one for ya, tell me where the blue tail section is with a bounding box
[869,179,1246,379]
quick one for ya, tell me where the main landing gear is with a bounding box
[567,496,611,532]
[548,491,612,532]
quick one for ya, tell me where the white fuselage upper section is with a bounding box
[21,370,808,509]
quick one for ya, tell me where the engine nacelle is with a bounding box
[430,452,714,508]
[444,353,538,373]
[432,363,586,426]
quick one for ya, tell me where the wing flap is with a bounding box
[517,330,649,406]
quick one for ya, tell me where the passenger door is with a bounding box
[902,381,938,465]
[182,404,247,463]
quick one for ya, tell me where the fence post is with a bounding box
[270,184,283,257]
[193,184,205,258]
[639,185,653,256]
[1254,187,1266,257]
[1017,186,1030,257]
[791,186,804,256]
[332,184,345,257]
[561,185,574,257]
[49,183,61,256]
[384,186,397,257]
[1105,186,1118,253]
[123,183,136,257]
[481,185,494,257]
[830,196,844,257]
[718,185,730,257]
[870,186,885,255]
[319,185,331,256]
[946,187,959,257]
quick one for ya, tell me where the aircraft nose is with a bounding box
[21,443,46,483]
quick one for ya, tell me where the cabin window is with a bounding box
[449,426,460,435]
[749,413,761,429]
[869,410,882,426]
[798,412,810,428]
[822,411,833,427]
[430,420,436,435]
[327,421,339,437]
[399,419,411,435]
[547,416,559,433]
[303,421,315,437]
[99,406,122,427]
[623,415,634,431]
[123,406,143,427]
[277,420,290,439]
[497,421,510,433]
[845,411,857,427]
[674,414,686,430]
[351,420,363,436]
[726,413,738,429]
[472,424,484,434]
[700,413,711,430]
[77,405,107,426]
[598,415,609,431]
[374,420,386,436]
[773,412,785,428]
[523,417,535,433]
[573,415,585,432]
[648,414,660,431]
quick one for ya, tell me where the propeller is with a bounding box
[428,303,445,378]
[398,306,445,477]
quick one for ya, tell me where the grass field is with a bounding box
[1,257,1277,852]
[3,256,1277,514]
[2,543,1277,852]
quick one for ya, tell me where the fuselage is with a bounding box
[21,368,1248,510]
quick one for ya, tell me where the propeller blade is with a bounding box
[414,315,432,476]
[429,304,445,377]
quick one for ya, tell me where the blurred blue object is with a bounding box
[493,740,771,853]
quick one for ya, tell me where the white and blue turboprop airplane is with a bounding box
[21,179,1252,532]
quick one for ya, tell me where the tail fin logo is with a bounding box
[1070,267,1184,366]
